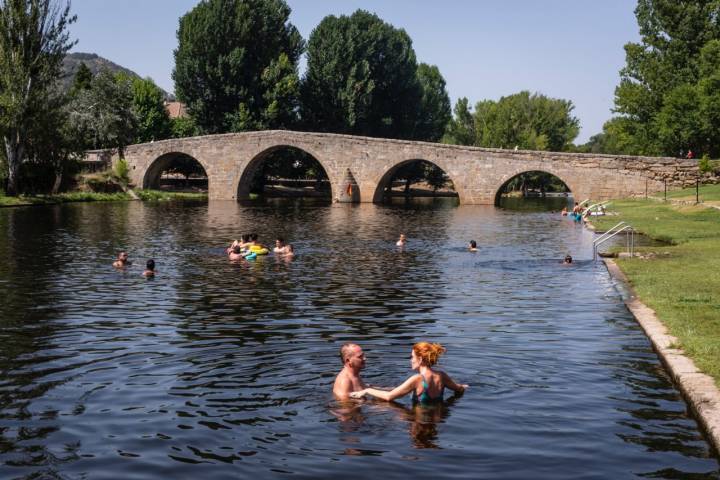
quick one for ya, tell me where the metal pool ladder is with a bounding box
[593,221,635,260]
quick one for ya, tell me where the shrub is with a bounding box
[113,158,130,185]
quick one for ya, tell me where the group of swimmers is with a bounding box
[226,233,295,261]
[333,342,468,404]
[112,252,156,277]
[561,202,606,222]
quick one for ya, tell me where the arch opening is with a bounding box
[495,170,572,211]
[237,146,331,202]
[143,152,208,192]
[373,159,458,206]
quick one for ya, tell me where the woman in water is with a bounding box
[350,342,467,403]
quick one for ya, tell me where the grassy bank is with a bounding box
[592,188,720,382]
[0,189,207,207]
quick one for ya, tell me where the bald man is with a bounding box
[333,343,367,400]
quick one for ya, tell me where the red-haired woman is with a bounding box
[350,342,468,403]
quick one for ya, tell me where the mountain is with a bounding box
[61,52,172,99]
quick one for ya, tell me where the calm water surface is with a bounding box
[0,200,717,479]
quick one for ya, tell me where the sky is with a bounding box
[67,1,641,143]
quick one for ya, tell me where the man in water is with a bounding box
[563,255,573,265]
[333,343,367,400]
[113,251,131,268]
[396,233,406,247]
[142,259,156,277]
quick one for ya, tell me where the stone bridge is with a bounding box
[110,130,701,204]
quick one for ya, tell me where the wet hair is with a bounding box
[413,342,446,367]
[233,246,241,254]
[241,234,250,242]
[564,255,573,263]
[469,240,477,248]
[340,343,359,365]
[250,233,258,241]
[146,259,155,270]
[276,237,284,243]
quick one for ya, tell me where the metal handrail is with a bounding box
[593,221,626,246]
[593,225,634,260]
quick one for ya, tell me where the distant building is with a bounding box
[164,101,188,119]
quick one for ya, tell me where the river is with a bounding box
[0,199,717,479]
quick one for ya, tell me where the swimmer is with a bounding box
[562,254,573,265]
[112,251,131,268]
[396,233,407,247]
[142,259,156,277]
[561,207,568,216]
[468,240,478,252]
[274,237,286,253]
[228,245,245,261]
[333,343,367,400]
[282,244,295,258]
[350,342,468,403]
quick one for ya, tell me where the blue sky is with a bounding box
[68,1,640,143]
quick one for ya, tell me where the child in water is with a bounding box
[396,234,407,247]
[468,240,478,252]
[142,259,156,277]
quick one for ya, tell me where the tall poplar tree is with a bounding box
[173,0,303,134]
[0,0,76,195]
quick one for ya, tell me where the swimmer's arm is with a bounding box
[441,371,468,393]
[352,375,418,401]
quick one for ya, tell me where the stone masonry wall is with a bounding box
[114,130,706,204]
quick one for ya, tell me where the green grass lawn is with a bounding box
[657,182,720,203]
[592,199,720,382]
[0,189,207,207]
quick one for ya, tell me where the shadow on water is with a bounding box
[497,195,572,212]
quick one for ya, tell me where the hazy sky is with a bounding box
[68,1,640,143]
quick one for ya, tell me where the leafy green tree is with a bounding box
[171,116,200,138]
[442,98,476,145]
[173,0,303,134]
[67,70,138,155]
[300,10,423,140]
[414,63,451,142]
[131,77,171,143]
[70,62,93,94]
[0,0,76,195]
[445,92,579,151]
[607,0,720,156]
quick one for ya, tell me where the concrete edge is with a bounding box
[603,258,720,455]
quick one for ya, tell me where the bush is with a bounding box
[113,158,130,185]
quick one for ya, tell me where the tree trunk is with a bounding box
[4,136,24,196]
[404,179,411,197]
[51,171,62,194]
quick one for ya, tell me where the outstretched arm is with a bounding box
[441,371,468,393]
[351,375,419,401]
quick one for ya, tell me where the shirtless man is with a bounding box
[333,343,367,400]
[112,251,131,268]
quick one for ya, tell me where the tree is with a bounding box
[132,77,171,143]
[171,116,200,139]
[607,0,720,156]
[0,0,76,195]
[445,92,579,151]
[173,0,303,134]
[414,63,451,142]
[300,10,423,140]
[67,70,138,155]
[70,61,93,94]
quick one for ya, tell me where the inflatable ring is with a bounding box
[249,245,269,255]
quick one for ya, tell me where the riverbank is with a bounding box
[0,189,208,207]
[591,189,720,384]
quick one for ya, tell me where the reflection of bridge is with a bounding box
[110,130,699,204]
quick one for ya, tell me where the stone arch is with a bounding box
[236,144,335,200]
[371,158,462,204]
[142,152,209,190]
[493,167,576,204]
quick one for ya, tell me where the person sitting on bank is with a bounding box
[333,343,367,400]
[274,237,286,254]
[350,342,468,404]
[142,259,156,277]
[468,240,478,252]
[396,233,407,247]
[113,251,131,268]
